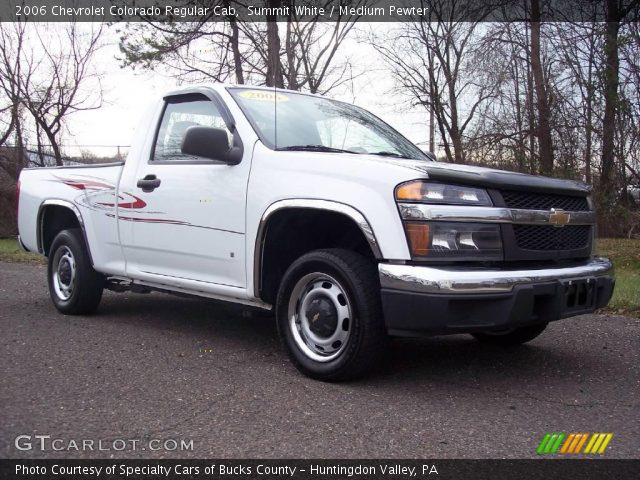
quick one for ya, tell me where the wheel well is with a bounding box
[258,209,376,304]
[39,205,81,256]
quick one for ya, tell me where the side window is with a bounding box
[152,95,231,162]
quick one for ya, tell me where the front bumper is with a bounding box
[379,257,615,336]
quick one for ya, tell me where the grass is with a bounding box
[597,238,640,316]
[0,236,638,315]
[0,237,45,264]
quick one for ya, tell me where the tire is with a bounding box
[47,228,104,315]
[276,248,387,381]
[471,322,548,346]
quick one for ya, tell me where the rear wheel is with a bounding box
[276,249,387,381]
[471,322,548,346]
[47,229,103,315]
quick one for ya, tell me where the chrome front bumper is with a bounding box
[379,257,614,295]
[379,257,615,336]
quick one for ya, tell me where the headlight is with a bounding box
[405,222,503,260]
[396,181,492,206]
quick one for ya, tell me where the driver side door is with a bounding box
[119,93,250,288]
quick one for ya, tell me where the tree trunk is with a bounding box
[450,126,464,164]
[227,11,244,84]
[285,17,296,89]
[583,18,598,185]
[429,106,435,153]
[0,109,14,147]
[585,85,592,184]
[35,122,45,166]
[51,143,63,166]
[447,72,464,163]
[530,0,554,175]
[10,104,24,177]
[265,0,284,88]
[15,108,24,171]
[513,58,526,172]
[524,21,537,174]
[42,127,63,166]
[601,0,620,207]
[428,60,436,153]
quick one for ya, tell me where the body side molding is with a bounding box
[37,199,94,265]
[253,199,382,298]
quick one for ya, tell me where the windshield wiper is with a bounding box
[369,151,411,159]
[276,145,358,154]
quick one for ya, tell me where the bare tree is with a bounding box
[463,22,536,172]
[283,3,361,93]
[373,1,496,162]
[599,0,639,208]
[618,20,640,200]
[0,100,14,148]
[118,0,362,95]
[0,21,104,166]
[119,6,246,84]
[550,17,604,183]
[0,21,28,178]
[530,0,554,174]
[25,23,103,165]
[0,20,28,237]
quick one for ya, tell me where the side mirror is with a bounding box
[181,126,242,165]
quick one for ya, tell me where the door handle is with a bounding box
[137,174,161,192]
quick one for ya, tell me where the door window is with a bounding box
[153,95,231,162]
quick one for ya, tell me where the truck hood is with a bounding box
[363,156,591,196]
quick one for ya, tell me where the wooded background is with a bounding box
[1,0,639,237]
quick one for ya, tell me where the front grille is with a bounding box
[501,190,590,211]
[513,225,591,251]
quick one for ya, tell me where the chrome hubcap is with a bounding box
[53,246,76,300]
[288,273,352,362]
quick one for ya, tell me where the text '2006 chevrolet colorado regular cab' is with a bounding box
[17,85,615,380]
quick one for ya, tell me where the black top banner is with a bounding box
[1,0,639,23]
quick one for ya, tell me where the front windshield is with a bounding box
[228,88,429,160]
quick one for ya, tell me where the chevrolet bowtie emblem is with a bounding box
[549,208,570,227]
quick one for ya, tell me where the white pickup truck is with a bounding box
[17,85,615,380]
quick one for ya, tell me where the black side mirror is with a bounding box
[181,126,242,165]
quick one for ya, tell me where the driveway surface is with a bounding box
[1,262,638,459]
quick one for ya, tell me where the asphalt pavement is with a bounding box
[1,261,638,459]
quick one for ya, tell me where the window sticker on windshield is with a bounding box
[238,90,289,102]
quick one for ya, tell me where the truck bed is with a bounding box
[18,163,126,275]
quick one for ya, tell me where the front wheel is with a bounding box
[471,322,548,346]
[276,249,387,381]
[47,229,104,315]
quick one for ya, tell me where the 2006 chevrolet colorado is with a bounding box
[17,85,615,380]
